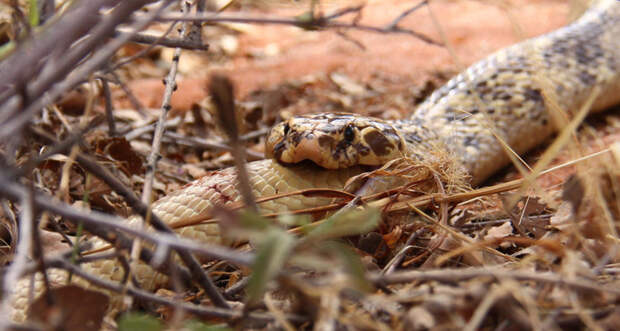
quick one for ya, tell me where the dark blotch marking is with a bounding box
[273,141,286,160]
[344,125,355,142]
[318,135,335,148]
[291,130,303,146]
[363,130,393,156]
[523,87,543,103]
[355,143,371,156]
[578,71,596,86]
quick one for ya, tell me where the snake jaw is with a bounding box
[266,113,406,169]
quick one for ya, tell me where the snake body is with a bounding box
[9,0,620,323]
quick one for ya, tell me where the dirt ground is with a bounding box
[134,0,576,102]
[224,0,572,96]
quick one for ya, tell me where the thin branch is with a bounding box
[155,9,441,46]
[0,0,112,99]
[27,129,247,301]
[133,1,229,310]
[164,131,265,160]
[0,186,36,330]
[116,30,209,50]
[110,22,179,73]
[386,0,428,30]
[47,258,307,324]
[99,78,117,137]
[370,268,620,295]
[14,116,105,178]
[0,172,254,277]
[0,1,174,141]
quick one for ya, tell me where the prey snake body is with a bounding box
[9,0,620,323]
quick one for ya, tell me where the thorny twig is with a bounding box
[133,1,229,309]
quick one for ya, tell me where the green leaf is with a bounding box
[303,208,381,243]
[28,0,39,27]
[239,210,272,231]
[246,228,295,306]
[118,313,162,331]
[185,320,232,331]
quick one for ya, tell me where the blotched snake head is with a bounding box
[265,113,406,169]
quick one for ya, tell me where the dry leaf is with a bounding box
[28,285,109,331]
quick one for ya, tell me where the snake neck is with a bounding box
[391,0,620,185]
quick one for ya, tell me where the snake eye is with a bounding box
[344,125,355,142]
[283,123,290,135]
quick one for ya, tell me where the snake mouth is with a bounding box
[274,136,346,169]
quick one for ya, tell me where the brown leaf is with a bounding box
[95,137,143,175]
[28,285,109,331]
[503,196,551,239]
[57,86,89,116]
[561,174,584,213]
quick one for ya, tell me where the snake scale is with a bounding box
[9,0,620,323]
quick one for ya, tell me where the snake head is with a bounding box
[265,113,406,169]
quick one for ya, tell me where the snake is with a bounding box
[8,0,620,324]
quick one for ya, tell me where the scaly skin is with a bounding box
[9,160,364,322]
[9,0,620,324]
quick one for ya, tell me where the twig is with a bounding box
[155,9,441,46]
[122,117,182,141]
[99,77,117,137]
[46,258,307,324]
[116,30,209,50]
[322,5,364,21]
[0,187,37,330]
[0,0,110,99]
[0,1,174,141]
[109,22,180,72]
[164,131,264,160]
[0,171,200,288]
[132,0,229,310]
[369,268,620,295]
[106,71,148,116]
[386,1,428,30]
[15,116,104,178]
[26,128,250,264]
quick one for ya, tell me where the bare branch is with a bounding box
[0,186,43,330]
[115,30,210,50]
[133,1,229,310]
[45,258,307,324]
[370,268,620,295]
[155,8,441,46]
[99,78,117,137]
[0,0,173,141]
